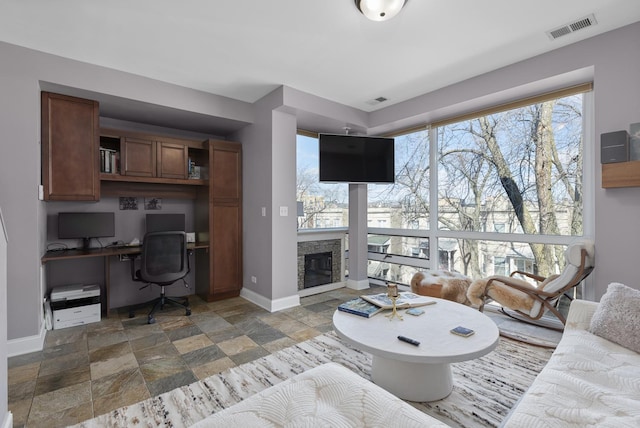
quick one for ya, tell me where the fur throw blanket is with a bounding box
[410,270,473,305]
[467,274,560,313]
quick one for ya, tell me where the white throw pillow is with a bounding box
[589,282,640,354]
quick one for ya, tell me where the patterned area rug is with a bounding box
[74,331,553,428]
[484,306,563,349]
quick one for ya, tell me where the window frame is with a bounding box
[367,84,594,288]
[297,82,595,296]
[428,84,594,266]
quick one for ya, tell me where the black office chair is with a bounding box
[129,231,191,324]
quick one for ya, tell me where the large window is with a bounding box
[368,129,430,230]
[367,85,591,285]
[296,134,348,229]
[296,85,591,296]
[437,96,583,237]
[435,91,586,280]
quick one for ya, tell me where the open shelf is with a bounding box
[602,160,640,188]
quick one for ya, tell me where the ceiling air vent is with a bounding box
[546,14,597,40]
[366,96,388,106]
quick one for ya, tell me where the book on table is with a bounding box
[360,291,436,310]
[337,297,385,318]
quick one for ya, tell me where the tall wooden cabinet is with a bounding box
[195,140,243,301]
[41,92,100,201]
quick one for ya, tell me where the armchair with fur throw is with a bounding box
[467,239,595,326]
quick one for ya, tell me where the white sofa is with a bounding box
[191,362,448,427]
[502,298,640,427]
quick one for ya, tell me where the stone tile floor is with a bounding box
[8,286,384,427]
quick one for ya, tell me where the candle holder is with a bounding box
[386,282,403,321]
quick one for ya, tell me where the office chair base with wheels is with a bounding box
[128,284,191,324]
[129,231,192,324]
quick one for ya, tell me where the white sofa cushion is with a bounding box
[589,282,640,353]
[503,299,640,427]
[191,362,448,427]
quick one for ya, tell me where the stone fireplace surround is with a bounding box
[297,239,342,291]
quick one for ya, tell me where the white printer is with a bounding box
[50,284,101,329]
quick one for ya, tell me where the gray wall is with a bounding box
[1,22,640,348]
[590,24,640,297]
[232,91,276,302]
[236,86,367,309]
[0,209,9,428]
[270,109,298,301]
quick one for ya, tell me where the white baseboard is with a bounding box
[7,324,46,357]
[239,287,271,311]
[346,279,370,290]
[270,293,301,312]
[240,287,300,312]
[1,412,12,428]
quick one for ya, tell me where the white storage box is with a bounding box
[50,284,101,329]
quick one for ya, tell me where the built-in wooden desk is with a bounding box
[42,242,209,316]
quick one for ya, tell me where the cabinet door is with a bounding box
[123,137,156,177]
[41,92,100,201]
[211,204,242,294]
[211,144,241,200]
[157,141,188,179]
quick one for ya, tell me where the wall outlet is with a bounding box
[279,206,288,216]
[251,276,257,283]
[261,207,266,217]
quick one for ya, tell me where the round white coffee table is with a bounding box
[333,297,499,402]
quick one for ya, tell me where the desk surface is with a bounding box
[42,241,209,262]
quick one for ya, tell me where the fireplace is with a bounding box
[297,239,342,290]
[304,252,332,288]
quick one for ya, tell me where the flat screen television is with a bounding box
[58,212,115,249]
[319,134,395,183]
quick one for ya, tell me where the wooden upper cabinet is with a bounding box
[157,141,188,179]
[41,92,100,201]
[122,137,156,177]
[122,138,187,179]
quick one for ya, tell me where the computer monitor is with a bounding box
[145,213,185,233]
[58,212,115,250]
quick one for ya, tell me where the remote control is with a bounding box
[397,335,420,346]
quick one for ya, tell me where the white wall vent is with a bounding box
[547,14,597,40]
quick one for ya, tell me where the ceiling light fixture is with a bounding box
[355,0,407,22]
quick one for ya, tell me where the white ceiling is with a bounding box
[1,0,639,115]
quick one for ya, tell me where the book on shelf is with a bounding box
[360,291,436,310]
[100,147,119,174]
[337,297,385,318]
